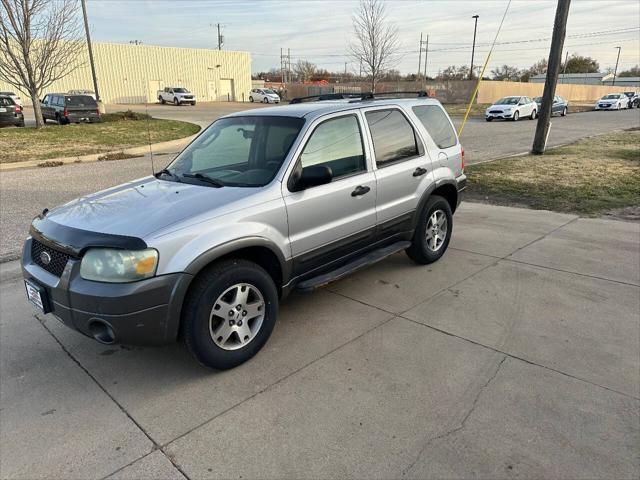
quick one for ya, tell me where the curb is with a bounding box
[0,130,200,172]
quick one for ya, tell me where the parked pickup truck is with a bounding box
[157,87,196,106]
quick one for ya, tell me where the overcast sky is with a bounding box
[88,0,640,76]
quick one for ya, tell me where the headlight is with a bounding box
[80,248,158,283]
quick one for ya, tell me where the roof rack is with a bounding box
[289,93,362,104]
[289,90,430,104]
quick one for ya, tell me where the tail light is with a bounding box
[461,146,465,171]
[14,105,22,113]
[63,108,68,117]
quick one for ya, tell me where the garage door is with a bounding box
[218,79,235,102]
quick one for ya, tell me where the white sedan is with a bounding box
[249,88,280,104]
[485,96,538,121]
[594,93,628,110]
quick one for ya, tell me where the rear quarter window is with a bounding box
[365,109,421,165]
[412,105,457,149]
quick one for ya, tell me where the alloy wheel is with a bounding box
[426,210,448,252]
[209,283,265,351]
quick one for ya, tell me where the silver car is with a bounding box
[21,94,466,369]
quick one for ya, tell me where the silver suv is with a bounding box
[22,93,466,369]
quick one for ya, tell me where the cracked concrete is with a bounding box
[1,203,638,479]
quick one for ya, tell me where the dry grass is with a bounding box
[466,129,640,215]
[0,115,200,164]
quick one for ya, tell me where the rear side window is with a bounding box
[299,115,365,179]
[412,105,457,149]
[365,109,419,165]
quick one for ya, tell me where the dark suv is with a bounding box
[41,94,101,124]
[0,95,24,127]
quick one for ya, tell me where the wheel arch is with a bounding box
[410,180,458,231]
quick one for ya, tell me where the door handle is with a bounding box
[351,185,371,197]
[413,167,427,177]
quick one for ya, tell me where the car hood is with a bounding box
[488,104,514,110]
[43,177,258,239]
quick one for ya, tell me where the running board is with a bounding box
[296,241,411,293]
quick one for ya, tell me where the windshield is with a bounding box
[173,88,188,93]
[495,97,519,105]
[164,116,304,187]
[263,89,277,95]
[602,94,620,99]
[624,92,634,97]
[65,95,97,106]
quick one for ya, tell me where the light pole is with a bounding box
[470,15,479,79]
[612,46,621,86]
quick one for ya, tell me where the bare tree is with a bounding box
[293,59,317,82]
[490,64,522,81]
[0,0,84,127]
[349,0,399,92]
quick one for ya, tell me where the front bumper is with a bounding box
[485,111,513,119]
[595,104,616,110]
[21,237,193,346]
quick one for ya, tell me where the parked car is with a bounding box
[249,88,280,104]
[485,96,537,121]
[67,89,97,100]
[533,95,569,116]
[41,94,101,124]
[0,95,25,127]
[21,93,466,370]
[0,91,23,106]
[158,87,196,106]
[623,91,639,108]
[594,93,628,110]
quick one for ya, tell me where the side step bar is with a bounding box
[296,241,411,293]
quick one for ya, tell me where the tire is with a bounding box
[405,195,453,265]
[182,258,279,370]
[485,117,492,122]
[262,97,269,103]
[530,109,537,120]
[159,97,165,104]
[561,107,567,116]
[56,114,65,125]
[17,120,25,127]
[512,110,519,121]
[174,97,179,106]
[249,96,254,103]
[191,102,196,106]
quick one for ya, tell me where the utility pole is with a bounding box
[423,35,429,83]
[80,0,100,102]
[217,23,224,50]
[532,0,571,155]
[280,48,291,83]
[612,46,621,86]
[418,33,423,81]
[470,15,479,79]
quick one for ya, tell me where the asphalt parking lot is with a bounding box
[1,106,638,261]
[1,202,638,479]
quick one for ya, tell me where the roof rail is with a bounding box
[289,90,430,104]
[289,93,361,104]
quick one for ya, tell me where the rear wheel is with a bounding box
[512,110,519,121]
[561,107,567,116]
[56,114,65,125]
[182,259,278,370]
[159,96,165,104]
[406,195,453,265]
[249,96,254,102]
[530,109,537,120]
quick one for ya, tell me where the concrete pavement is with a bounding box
[1,202,638,479]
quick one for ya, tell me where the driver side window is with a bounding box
[299,115,366,181]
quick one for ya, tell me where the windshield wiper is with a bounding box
[155,168,181,182]
[181,172,224,188]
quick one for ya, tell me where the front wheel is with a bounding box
[512,110,520,121]
[530,109,537,120]
[262,97,269,103]
[182,259,278,370]
[406,195,453,265]
[174,97,179,106]
[485,117,492,122]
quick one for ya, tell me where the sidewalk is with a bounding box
[1,202,638,479]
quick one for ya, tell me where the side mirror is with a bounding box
[291,165,332,191]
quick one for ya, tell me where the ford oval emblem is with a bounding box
[40,251,52,265]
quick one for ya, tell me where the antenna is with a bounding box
[144,78,154,174]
